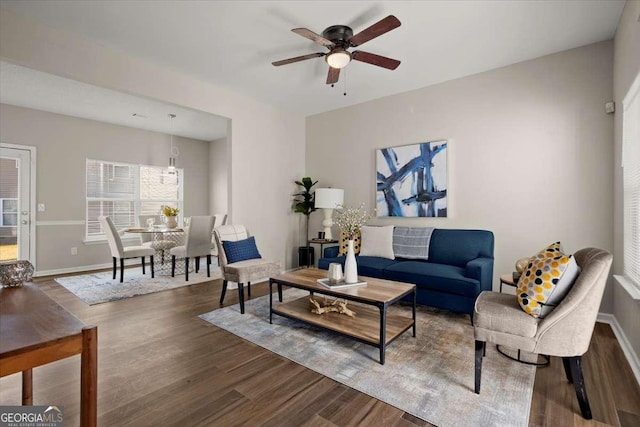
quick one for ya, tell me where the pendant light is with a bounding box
[168,113,178,173]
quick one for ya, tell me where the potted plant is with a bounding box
[294,177,318,266]
[162,205,180,229]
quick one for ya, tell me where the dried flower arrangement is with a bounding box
[333,203,373,239]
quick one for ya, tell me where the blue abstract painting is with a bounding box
[376,141,447,217]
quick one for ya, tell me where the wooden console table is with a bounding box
[0,283,97,426]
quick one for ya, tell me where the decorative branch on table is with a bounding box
[334,203,373,283]
[309,296,356,318]
[333,203,373,239]
[293,177,318,266]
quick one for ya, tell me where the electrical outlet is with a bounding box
[71,247,78,255]
[37,203,45,212]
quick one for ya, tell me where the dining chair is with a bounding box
[473,247,612,419]
[99,216,155,283]
[214,224,280,314]
[170,215,215,281]
[210,213,228,265]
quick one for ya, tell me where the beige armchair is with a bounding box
[209,213,228,265]
[214,224,280,314]
[473,248,613,419]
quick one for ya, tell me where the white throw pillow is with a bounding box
[359,225,395,259]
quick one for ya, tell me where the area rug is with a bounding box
[55,267,221,305]
[199,289,535,427]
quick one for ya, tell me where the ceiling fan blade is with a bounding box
[272,52,325,66]
[352,51,401,70]
[349,15,401,47]
[326,67,340,85]
[292,28,335,47]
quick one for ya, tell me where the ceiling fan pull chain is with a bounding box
[344,69,347,96]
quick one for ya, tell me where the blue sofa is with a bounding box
[318,228,495,316]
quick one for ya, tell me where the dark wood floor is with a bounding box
[1,275,639,426]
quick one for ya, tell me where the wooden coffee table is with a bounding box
[269,268,416,365]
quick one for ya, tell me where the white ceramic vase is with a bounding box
[166,216,178,229]
[344,239,358,283]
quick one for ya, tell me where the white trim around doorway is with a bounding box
[0,142,37,269]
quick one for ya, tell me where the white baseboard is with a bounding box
[34,259,140,278]
[597,312,640,386]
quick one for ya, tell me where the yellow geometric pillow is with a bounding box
[514,242,562,278]
[517,248,579,318]
[337,231,361,256]
[531,241,562,262]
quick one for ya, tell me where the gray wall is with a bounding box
[306,41,615,311]
[613,0,640,363]
[209,136,228,218]
[0,8,307,274]
[0,103,212,273]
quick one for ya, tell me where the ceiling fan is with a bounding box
[272,15,402,85]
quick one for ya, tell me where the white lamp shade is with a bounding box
[315,188,344,208]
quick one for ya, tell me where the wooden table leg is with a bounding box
[22,369,32,405]
[81,326,98,427]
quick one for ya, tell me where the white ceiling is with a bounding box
[0,61,229,141]
[0,0,626,121]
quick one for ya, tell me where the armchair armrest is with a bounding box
[323,246,340,258]
[465,257,495,292]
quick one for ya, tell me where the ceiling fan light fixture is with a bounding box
[325,49,351,69]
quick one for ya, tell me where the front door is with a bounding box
[0,145,34,263]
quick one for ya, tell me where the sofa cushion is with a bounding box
[359,225,395,259]
[223,258,280,284]
[354,256,399,278]
[318,256,342,270]
[475,292,538,338]
[393,226,433,260]
[317,256,397,278]
[383,261,481,298]
[338,231,361,256]
[428,229,494,268]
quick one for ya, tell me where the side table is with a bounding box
[497,272,550,367]
[307,238,339,267]
[499,273,517,292]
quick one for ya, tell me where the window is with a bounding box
[0,198,18,227]
[86,159,183,239]
[622,72,640,289]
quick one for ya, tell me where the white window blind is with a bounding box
[0,198,18,227]
[622,73,640,288]
[86,160,182,239]
[139,165,181,216]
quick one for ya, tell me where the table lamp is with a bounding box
[314,188,344,240]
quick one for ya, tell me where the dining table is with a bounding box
[124,227,187,275]
[0,283,97,426]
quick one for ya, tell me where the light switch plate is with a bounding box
[605,101,615,114]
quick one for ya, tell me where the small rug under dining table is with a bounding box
[55,266,221,305]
